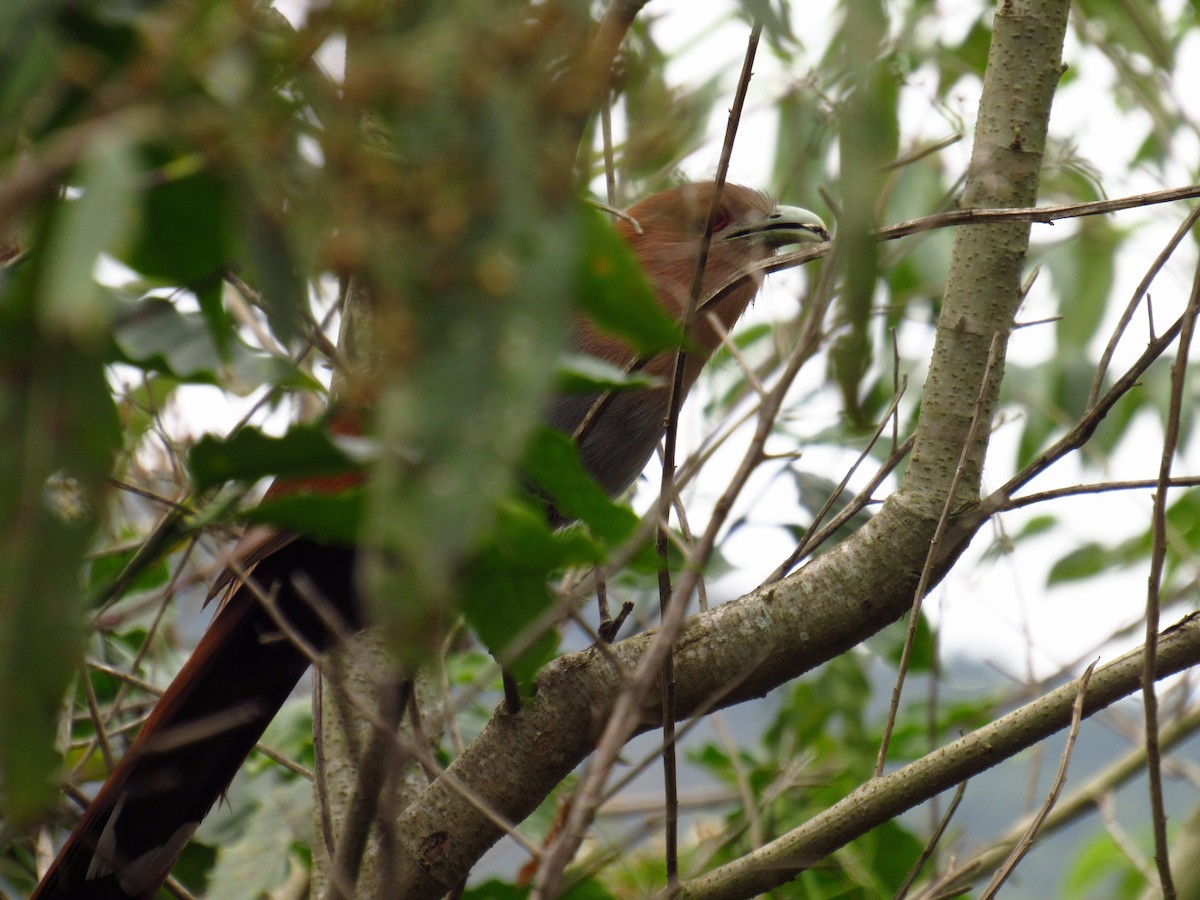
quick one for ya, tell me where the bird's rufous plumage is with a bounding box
[31,182,826,899]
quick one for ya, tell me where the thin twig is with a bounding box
[938,702,1200,889]
[97,537,201,755]
[675,252,833,498]
[78,664,115,772]
[1141,260,1200,899]
[660,466,708,612]
[711,714,764,848]
[256,569,545,864]
[999,475,1200,511]
[74,538,193,781]
[105,478,189,511]
[688,752,818,877]
[876,336,1001,776]
[883,133,964,170]
[891,327,901,452]
[1088,203,1200,408]
[980,660,1097,898]
[601,92,617,208]
[987,312,1186,507]
[895,780,967,899]
[881,184,1200,237]
[703,310,767,399]
[650,23,763,893]
[224,272,290,358]
[586,198,643,233]
[89,506,191,621]
[763,383,907,585]
[571,0,651,111]
[162,874,199,900]
[710,183,1200,310]
[594,568,612,632]
[598,641,777,809]
[766,434,914,584]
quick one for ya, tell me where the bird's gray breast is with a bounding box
[543,387,669,499]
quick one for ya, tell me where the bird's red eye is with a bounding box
[711,206,732,233]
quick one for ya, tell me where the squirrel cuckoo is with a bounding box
[32,182,827,899]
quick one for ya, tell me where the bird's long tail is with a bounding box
[32,539,357,900]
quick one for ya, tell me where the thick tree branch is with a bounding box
[676,615,1200,900]
[938,703,1200,892]
[901,0,1070,512]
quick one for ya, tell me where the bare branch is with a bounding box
[1141,260,1200,899]
[980,660,1097,897]
[674,615,1200,900]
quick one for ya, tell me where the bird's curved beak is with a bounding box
[724,204,830,247]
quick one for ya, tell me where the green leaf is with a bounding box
[0,0,66,45]
[1014,514,1058,541]
[869,611,935,673]
[575,205,683,356]
[940,20,992,90]
[0,21,61,147]
[198,767,310,899]
[835,2,897,423]
[772,86,833,202]
[168,842,218,898]
[1046,218,1120,351]
[522,427,639,545]
[792,471,844,518]
[460,499,600,692]
[255,697,315,771]
[562,879,618,900]
[828,328,873,422]
[0,263,121,824]
[737,0,796,52]
[789,469,875,547]
[1047,541,1111,585]
[245,490,365,545]
[616,38,721,182]
[189,423,361,492]
[555,353,664,394]
[55,6,141,70]
[360,177,580,665]
[244,208,308,347]
[843,817,926,891]
[196,277,233,357]
[122,161,232,285]
[39,135,137,340]
[1164,489,1200,553]
[462,881,529,900]
[1075,0,1172,70]
[114,296,229,380]
[86,543,171,597]
[112,296,310,389]
[1063,829,1147,896]
[1133,129,1165,168]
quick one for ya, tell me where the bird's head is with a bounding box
[620,181,827,250]
[614,181,828,368]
